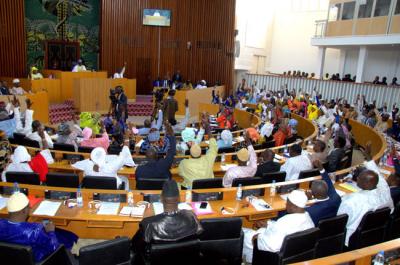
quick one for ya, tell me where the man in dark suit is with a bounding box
[326,136,346,172]
[132,180,203,264]
[388,154,400,206]
[255,149,281,177]
[135,123,176,181]
[114,86,128,122]
[305,160,341,225]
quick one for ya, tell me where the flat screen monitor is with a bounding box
[143,9,171,27]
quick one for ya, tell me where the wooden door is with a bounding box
[136,58,152,95]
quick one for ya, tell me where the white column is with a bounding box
[338,49,346,77]
[356,46,368,83]
[317,47,326,79]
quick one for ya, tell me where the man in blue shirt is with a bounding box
[305,160,342,225]
[0,192,77,262]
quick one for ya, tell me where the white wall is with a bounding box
[342,48,400,82]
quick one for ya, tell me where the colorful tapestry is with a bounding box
[25,0,99,70]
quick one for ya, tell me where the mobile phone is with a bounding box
[199,202,208,209]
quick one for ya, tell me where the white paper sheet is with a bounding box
[335,189,346,197]
[0,197,8,211]
[97,202,120,215]
[135,139,144,147]
[220,164,237,171]
[119,206,133,216]
[251,198,272,211]
[153,202,193,215]
[33,201,62,217]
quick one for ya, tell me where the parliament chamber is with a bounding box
[1,0,400,264]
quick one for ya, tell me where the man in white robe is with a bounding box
[281,144,313,181]
[242,190,315,263]
[26,120,53,149]
[337,160,394,246]
[72,59,87,72]
[72,145,135,190]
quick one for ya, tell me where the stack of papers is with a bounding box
[97,202,120,215]
[0,197,8,211]
[221,164,237,171]
[119,206,146,217]
[33,201,62,216]
[152,202,193,215]
[250,198,272,211]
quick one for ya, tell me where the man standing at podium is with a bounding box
[72,59,87,72]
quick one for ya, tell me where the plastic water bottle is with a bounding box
[185,186,192,203]
[270,180,276,197]
[221,153,226,166]
[373,251,385,265]
[283,145,288,156]
[76,187,83,208]
[127,190,134,207]
[236,184,242,201]
[13,182,20,194]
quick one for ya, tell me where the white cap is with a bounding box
[90,147,106,166]
[287,190,308,208]
[7,192,29,212]
[12,79,20,84]
[221,129,232,145]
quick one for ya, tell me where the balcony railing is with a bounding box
[314,19,327,38]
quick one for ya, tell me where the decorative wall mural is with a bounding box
[25,0,99,70]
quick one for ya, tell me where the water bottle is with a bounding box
[236,184,242,201]
[185,186,192,203]
[127,190,134,207]
[270,180,276,197]
[76,187,83,208]
[373,251,385,265]
[13,182,20,194]
[221,153,226,166]
[283,145,288,156]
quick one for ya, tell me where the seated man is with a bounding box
[137,119,152,135]
[222,132,257,188]
[178,127,217,188]
[387,173,400,206]
[305,160,341,225]
[337,159,394,246]
[56,122,82,151]
[0,192,78,262]
[255,149,281,177]
[242,190,314,263]
[326,136,346,172]
[176,121,205,155]
[26,120,54,149]
[281,144,313,181]
[1,146,54,183]
[308,140,328,164]
[10,79,25,95]
[72,133,134,190]
[132,180,203,263]
[136,123,176,181]
[14,98,33,135]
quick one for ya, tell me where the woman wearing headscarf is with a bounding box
[72,139,135,190]
[79,112,101,135]
[1,146,54,183]
[217,129,233,149]
[80,125,110,152]
[56,122,82,151]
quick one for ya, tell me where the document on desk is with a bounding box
[0,197,8,211]
[135,139,144,148]
[97,202,120,215]
[33,201,62,216]
[220,164,237,171]
[119,206,146,217]
[153,202,193,215]
[251,199,272,211]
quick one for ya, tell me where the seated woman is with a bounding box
[140,128,170,155]
[80,126,110,152]
[56,122,82,151]
[216,107,234,129]
[176,124,205,154]
[1,146,54,183]
[217,129,233,149]
[80,112,101,135]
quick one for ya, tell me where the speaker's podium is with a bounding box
[73,78,136,113]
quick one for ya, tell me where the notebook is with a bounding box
[97,202,120,215]
[119,206,146,217]
[33,201,61,217]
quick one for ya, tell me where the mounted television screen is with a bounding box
[143,9,171,27]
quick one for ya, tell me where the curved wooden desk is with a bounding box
[293,239,400,265]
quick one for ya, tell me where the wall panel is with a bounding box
[0,0,27,77]
[100,0,235,95]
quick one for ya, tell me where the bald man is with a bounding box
[337,160,394,246]
[305,160,341,225]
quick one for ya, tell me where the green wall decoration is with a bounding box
[25,0,99,71]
